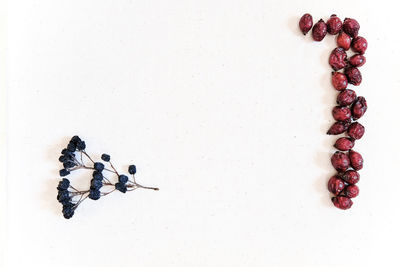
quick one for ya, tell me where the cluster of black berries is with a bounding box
[56,136,158,219]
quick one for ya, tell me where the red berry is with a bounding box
[334,137,355,151]
[337,31,351,50]
[349,150,363,170]
[328,175,345,195]
[312,19,327,41]
[343,18,360,38]
[342,170,360,184]
[299,13,313,35]
[351,36,368,54]
[329,47,347,71]
[327,121,351,135]
[332,106,351,121]
[347,122,365,140]
[332,196,353,209]
[331,72,348,90]
[344,184,359,198]
[351,96,367,120]
[326,14,342,35]
[331,151,350,172]
[345,67,362,86]
[337,89,357,106]
[349,54,366,67]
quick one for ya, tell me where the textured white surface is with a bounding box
[3,0,400,266]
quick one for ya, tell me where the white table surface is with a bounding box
[2,0,400,266]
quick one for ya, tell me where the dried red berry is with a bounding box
[329,47,347,71]
[349,54,366,67]
[337,89,357,106]
[344,184,359,198]
[334,137,355,151]
[347,122,365,140]
[331,72,348,91]
[351,96,367,120]
[342,170,360,184]
[345,67,362,85]
[326,14,342,35]
[343,18,360,38]
[328,175,345,195]
[332,196,353,209]
[332,106,351,121]
[331,151,350,172]
[349,150,363,170]
[299,13,313,35]
[327,121,350,135]
[312,19,327,41]
[337,31,351,50]
[351,36,368,54]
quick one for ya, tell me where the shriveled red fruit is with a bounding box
[331,72,348,90]
[343,18,360,38]
[328,176,345,195]
[342,170,360,184]
[345,67,362,85]
[312,19,327,41]
[349,54,366,67]
[351,96,367,119]
[349,150,363,170]
[334,137,355,151]
[327,121,350,135]
[329,47,347,71]
[326,14,342,35]
[337,31,351,50]
[348,122,365,140]
[344,184,359,198]
[332,196,353,210]
[299,13,313,35]
[337,89,357,106]
[332,106,351,121]
[351,36,368,54]
[331,151,350,172]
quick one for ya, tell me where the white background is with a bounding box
[2,0,400,266]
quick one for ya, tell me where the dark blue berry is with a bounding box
[61,148,68,155]
[101,154,110,162]
[76,141,86,151]
[118,175,128,184]
[70,135,81,145]
[94,162,104,172]
[57,178,70,190]
[63,161,76,169]
[62,204,75,219]
[89,189,101,200]
[57,190,70,203]
[115,182,127,193]
[67,142,76,152]
[92,171,103,180]
[58,155,66,163]
[59,169,70,177]
[90,179,103,190]
[128,165,136,174]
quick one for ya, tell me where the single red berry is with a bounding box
[332,106,351,121]
[299,13,313,35]
[345,67,362,85]
[349,150,363,170]
[351,36,368,54]
[327,121,351,135]
[326,14,342,35]
[337,31,351,50]
[312,19,327,41]
[347,122,365,140]
[351,96,367,120]
[329,47,347,71]
[328,175,346,195]
[334,137,355,151]
[332,196,353,209]
[337,89,357,106]
[331,72,348,90]
[349,54,366,67]
[331,151,350,172]
[342,170,360,184]
[344,184,359,198]
[343,18,360,38]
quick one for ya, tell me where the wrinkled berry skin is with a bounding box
[332,106,351,121]
[312,19,327,41]
[345,67,362,85]
[337,89,357,106]
[337,31,351,50]
[327,121,350,135]
[331,72,348,90]
[348,122,365,140]
[326,14,342,35]
[331,151,350,172]
[329,47,347,71]
[351,36,368,54]
[351,96,367,119]
[332,196,353,210]
[344,184,359,198]
[343,18,360,38]
[299,13,313,35]
[328,175,345,195]
[349,150,363,170]
[349,54,366,67]
[342,170,360,184]
[334,137,355,151]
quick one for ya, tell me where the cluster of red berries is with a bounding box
[299,14,367,210]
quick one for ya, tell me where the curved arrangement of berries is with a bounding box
[299,14,367,210]
[57,136,159,219]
